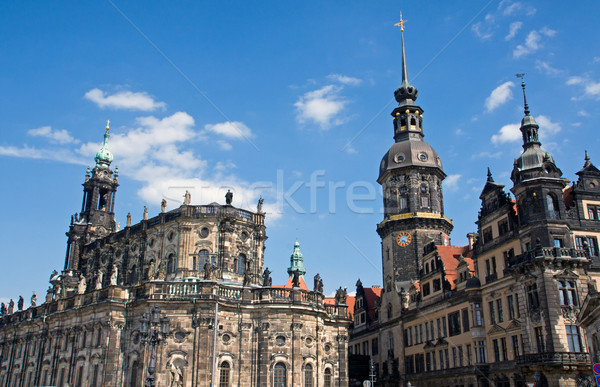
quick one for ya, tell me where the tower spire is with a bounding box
[395,13,409,84]
[516,73,530,116]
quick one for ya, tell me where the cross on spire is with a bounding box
[394,12,407,32]
[516,73,530,116]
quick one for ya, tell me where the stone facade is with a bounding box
[0,125,350,387]
[349,24,600,387]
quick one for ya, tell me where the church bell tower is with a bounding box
[377,16,453,291]
[64,122,119,271]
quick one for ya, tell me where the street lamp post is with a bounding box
[139,306,170,387]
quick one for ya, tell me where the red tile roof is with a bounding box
[363,287,382,320]
[325,296,355,319]
[272,275,309,291]
[563,185,574,209]
[434,245,474,289]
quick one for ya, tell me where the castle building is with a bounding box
[349,17,600,387]
[0,123,351,387]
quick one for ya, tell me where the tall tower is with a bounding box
[510,78,571,247]
[64,122,119,271]
[377,16,453,290]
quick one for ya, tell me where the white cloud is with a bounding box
[217,140,232,151]
[505,21,522,40]
[327,74,362,86]
[578,110,590,117]
[535,60,561,76]
[491,123,521,144]
[485,81,515,112]
[471,14,495,40]
[513,27,556,58]
[204,121,254,140]
[500,1,522,16]
[472,151,503,159]
[27,126,79,144]
[0,145,86,165]
[444,174,462,191]
[294,85,347,130]
[84,88,166,111]
[566,76,600,99]
[536,115,561,137]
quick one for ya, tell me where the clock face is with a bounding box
[396,232,412,247]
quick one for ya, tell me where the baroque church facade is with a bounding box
[0,124,351,386]
[349,20,600,387]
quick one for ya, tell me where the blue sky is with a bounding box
[1,1,600,305]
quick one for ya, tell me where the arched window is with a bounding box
[546,194,559,219]
[273,362,286,387]
[237,254,246,275]
[387,304,393,319]
[410,117,417,128]
[198,249,210,270]
[304,364,313,387]
[167,253,177,274]
[129,361,138,387]
[219,362,230,387]
[324,368,332,387]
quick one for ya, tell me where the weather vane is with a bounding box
[394,12,406,32]
[106,119,110,130]
[515,73,525,80]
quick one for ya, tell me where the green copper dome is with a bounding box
[95,123,113,168]
[287,240,306,277]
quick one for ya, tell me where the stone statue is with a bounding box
[161,198,167,213]
[71,215,74,224]
[74,213,79,222]
[335,287,347,304]
[243,271,251,287]
[400,287,409,310]
[30,291,37,307]
[262,267,272,286]
[148,260,156,280]
[0,303,6,315]
[50,270,58,282]
[184,190,191,205]
[143,206,149,220]
[116,222,121,231]
[46,287,53,303]
[292,270,300,288]
[95,270,103,290]
[169,361,183,387]
[314,273,322,292]
[53,285,62,301]
[8,299,14,314]
[126,212,132,227]
[204,261,213,280]
[225,190,233,205]
[257,197,264,213]
[156,260,166,280]
[77,275,87,294]
[110,264,118,286]
[17,296,24,311]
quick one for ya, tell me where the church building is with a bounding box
[0,123,351,387]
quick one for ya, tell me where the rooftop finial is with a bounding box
[395,12,409,84]
[585,150,591,167]
[515,73,530,116]
[487,167,494,182]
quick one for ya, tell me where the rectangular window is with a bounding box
[535,327,545,352]
[462,308,470,332]
[511,335,520,357]
[575,236,599,256]
[439,349,444,370]
[587,204,600,220]
[452,347,458,368]
[426,352,432,372]
[559,280,577,306]
[404,329,409,347]
[433,278,441,292]
[507,295,515,320]
[363,341,367,356]
[483,227,493,243]
[527,284,540,309]
[474,304,483,327]
[408,327,412,346]
[442,317,447,337]
[491,256,497,274]
[475,341,486,363]
[497,299,504,323]
[498,219,509,236]
[448,312,461,336]
[444,348,449,369]
[422,282,431,296]
[500,337,507,361]
[431,351,436,371]
[466,344,472,365]
[429,321,435,341]
[566,325,582,352]
[493,339,500,362]
[419,324,423,344]
[485,259,491,276]
[458,345,463,367]
[515,294,521,317]
[436,318,442,338]
[421,196,429,208]
[489,301,496,324]
[372,338,378,355]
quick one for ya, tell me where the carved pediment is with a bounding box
[487,324,506,336]
[505,319,521,331]
[554,269,579,280]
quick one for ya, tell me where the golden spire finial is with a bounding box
[394,12,406,32]
[106,120,110,131]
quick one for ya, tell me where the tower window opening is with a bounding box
[421,196,429,208]
[237,254,246,274]
[546,194,559,219]
[410,117,417,128]
[98,189,109,210]
[167,253,177,274]
[400,117,407,129]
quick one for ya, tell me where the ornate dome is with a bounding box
[95,123,113,169]
[378,139,443,182]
